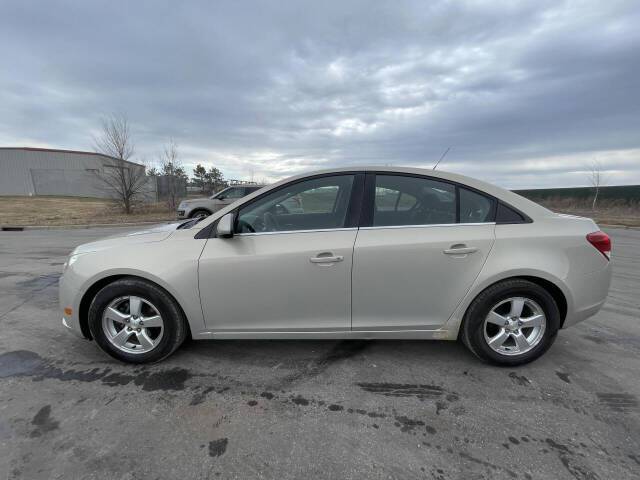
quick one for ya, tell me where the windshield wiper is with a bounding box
[177,216,207,230]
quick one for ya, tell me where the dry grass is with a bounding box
[537,197,640,227]
[0,196,177,226]
[0,195,638,227]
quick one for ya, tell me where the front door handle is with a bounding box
[443,246,478,255]
[310,253,344,264]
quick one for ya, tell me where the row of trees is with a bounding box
[192,164,226,194]
[93,114,230,212]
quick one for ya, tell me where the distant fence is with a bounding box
[29,168,186,202]
[153,175,187,199]
[514,185,640,202]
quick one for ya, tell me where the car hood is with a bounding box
[180,198,212,206]
[71,222,181,255]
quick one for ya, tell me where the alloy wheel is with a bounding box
[101,296,164,354]
[483,297,546,356]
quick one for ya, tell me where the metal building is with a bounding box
[0,147,151,199]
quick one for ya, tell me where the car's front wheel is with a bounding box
[190,209,210,219]
[461,279,560,366]
[88,278,188,363]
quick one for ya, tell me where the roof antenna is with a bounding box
[433,147,451,170]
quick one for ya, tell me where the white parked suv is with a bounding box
[177,185,265,219]
[60,167,612,365]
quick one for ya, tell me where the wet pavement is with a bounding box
[0,226,639,479]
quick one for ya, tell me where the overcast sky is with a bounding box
[1,1,639,188]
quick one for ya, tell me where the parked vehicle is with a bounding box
[60,167,612,365]
[177,185,265,219]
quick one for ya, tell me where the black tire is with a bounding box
[190,209,211,219]
[88,277,188,364]
[461,279,560,366]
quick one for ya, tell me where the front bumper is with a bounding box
[62,316,85,338]
[177,209,187,219]
[59,269,90,339]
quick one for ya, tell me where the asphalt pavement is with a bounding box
[0,226,639,479]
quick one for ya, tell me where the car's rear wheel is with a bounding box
[88,278,187,363]
[190,209,210,219]
[461,279,560,366]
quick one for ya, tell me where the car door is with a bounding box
[352,173,496,330]
[198,173,363,332]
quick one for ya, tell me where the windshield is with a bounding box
[210,187,231,199]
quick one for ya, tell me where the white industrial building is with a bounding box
[0,147,153,199]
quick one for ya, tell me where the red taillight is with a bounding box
[587,231,611,260]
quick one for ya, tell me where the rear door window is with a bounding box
[372,175,456,227]
[459,187,495,223]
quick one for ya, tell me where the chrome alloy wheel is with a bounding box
[101,296,164,354]
[483,297,546,356]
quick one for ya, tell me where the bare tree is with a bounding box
[588,160,606,210]
[159,139,187,209]
[93,114,148,213]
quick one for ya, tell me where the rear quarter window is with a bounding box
[496,202,528,224]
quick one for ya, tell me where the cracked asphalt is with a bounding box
[0,226,639,479]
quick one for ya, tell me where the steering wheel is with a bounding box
[263,212,279,231]
[238,217,264,233]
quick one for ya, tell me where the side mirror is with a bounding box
[217,195,226,200]
[216,213,234,238]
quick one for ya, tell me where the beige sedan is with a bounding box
[60,167,612,365]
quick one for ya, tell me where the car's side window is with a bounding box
[226,187,245,199]
[373,175,456,227]
[235,175,355,233]
[496,202,527,223]
[375,187,417,212]
[459,187,495,223]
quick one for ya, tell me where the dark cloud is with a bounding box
[1,0,638,187]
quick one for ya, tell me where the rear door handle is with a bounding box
[443,246,478,255]
[310,253,344,264]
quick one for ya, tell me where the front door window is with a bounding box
[236,175,355,233]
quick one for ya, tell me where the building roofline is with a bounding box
[0,147,145,168]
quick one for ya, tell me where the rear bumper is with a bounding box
[562,262,612,328]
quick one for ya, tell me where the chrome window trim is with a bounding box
[236,227,358,236]
[234,223,494,236]
[360,222,495,230]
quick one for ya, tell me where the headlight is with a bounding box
[62,253,85,274]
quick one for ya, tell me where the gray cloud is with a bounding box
[1,0,639,187]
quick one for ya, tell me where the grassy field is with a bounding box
[533,197,640,227]
[1,193,639,227]
[0,196,176,226]
[515,184,640,202]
